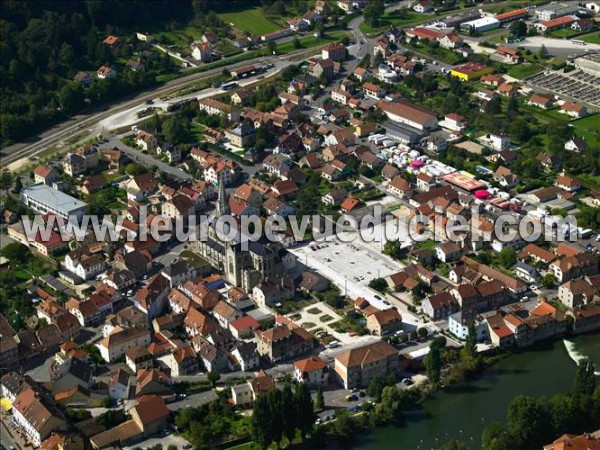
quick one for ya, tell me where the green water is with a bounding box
[345,335,599,450]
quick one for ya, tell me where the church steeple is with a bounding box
[215,173,229,218]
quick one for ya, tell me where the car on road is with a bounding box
[402,378,414,385]
[382,300,391,306]
[359,391,366,397]
[374,294,382,300]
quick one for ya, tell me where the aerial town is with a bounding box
[0,1,599,450]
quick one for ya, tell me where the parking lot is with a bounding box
[526,69,600,107]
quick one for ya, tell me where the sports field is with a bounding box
[218,7,282,35]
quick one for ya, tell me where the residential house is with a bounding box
[96,326,151,363]
[554,175,581,192]
[558,277,599,308]
[334,341,400,389]
[560,101,589,118]
[252,276,295,308]
[231,342,260,371]
[436,242,462,263]
[422,292,459,320]
[256,323,314,363]
[564,137,587,153]
[527,93,554,109]
[322,43,346,61]
[12,387,68,447]
[388,177,412,199]
[366,308,403,336]
[550,253,598,283]
[293,356,329,386]
[33,165,57,185]
[191,42,212,61]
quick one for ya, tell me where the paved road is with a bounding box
[105,136,192,181]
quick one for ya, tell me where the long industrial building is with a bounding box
[20,184,88,220]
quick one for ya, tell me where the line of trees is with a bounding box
[252,383,314,449]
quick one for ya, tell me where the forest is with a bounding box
[0,0,295,147]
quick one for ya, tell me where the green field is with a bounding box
[549,28,584,39]
[506,63,543,80]
[581,32,600,44]
[277,31,349,54]
[572,113,600,148]
[359,11,423,34]
[218,7,282,35]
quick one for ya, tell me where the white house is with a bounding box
[448,312,489,341]
[293,356,329,386]
[191,42,212,61]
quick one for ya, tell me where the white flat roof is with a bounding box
[462,17,500,27]
[22,184,87,215]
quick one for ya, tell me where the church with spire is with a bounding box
[197,174,292,292]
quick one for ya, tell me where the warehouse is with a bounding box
[460,17,500,33]
[383,121,424,145]
[440,11,481,28]
[21,184,87,220]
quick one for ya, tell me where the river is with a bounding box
[343,334,599,450]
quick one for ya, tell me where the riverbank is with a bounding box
[327,337,592,450]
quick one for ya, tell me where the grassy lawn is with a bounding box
[319,314,334,322]
[277,31,349,54]
[180,250,212,269]
[306,307,322,315]
[572,113,600,148]
[581,31,600,44]
[405,42,464,64]
[507,63,543,80]
[549,28,583,39]
[218,7,282,35]
[191,122,206,142]
[359,11,423,34]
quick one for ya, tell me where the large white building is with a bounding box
[460,16,500,33]
[21,184,87,220]
[376,100,438,131]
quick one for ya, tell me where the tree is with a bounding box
[267,389,283,445]
[367,374,396,401]
[125,163,147,176]
[0,168,14,190]
[364,0,385,27]
[539,44,549,60]
[424,338,444,384]
[294,383,314,436]
[162,115,190,145]
[383,240,404,259]
[267,40,277,54]
[486,95,502,115]
[417,327,428,338]
[497,248,517,269]
[2,242,31,264]
[315,387,324,411]
[293,38,301,49]
[509,20,527,37]
[573,360,596,396]
[12,176,23,194]
[465,321,477,358]
[368,277,387,292]
[541,273,556,289]
[281,384,296,443]
[252,395,274,450]
[207,370,220,387]
[334,409,355,438]
[506,395,547,448]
